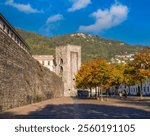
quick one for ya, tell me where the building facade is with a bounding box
[32,55,55,72]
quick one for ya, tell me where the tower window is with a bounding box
[60,58,63,65]
[59,66,63,79]
[60,66,63,73]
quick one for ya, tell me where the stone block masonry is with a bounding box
[55,45,81,96]
[0,30,64,111]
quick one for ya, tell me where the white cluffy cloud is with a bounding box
[46,14,64,24]
[41,14,64,36]
[79,3,129,33]
[5,0,43,13]
[68,0,91,12]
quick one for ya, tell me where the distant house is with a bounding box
[110,53,135,64]
[33,55,55,72]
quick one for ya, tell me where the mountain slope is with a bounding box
[16,28,145,62]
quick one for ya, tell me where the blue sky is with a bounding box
[0,0,150,46]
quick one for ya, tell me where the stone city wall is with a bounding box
[0,30,64,111]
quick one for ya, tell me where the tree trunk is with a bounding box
[100,88,103,101]
[95,87,97,98]
[98,87,100,97]
[106,89,108,101]
[115,87,118,97]
[140,79,143,99]
[90,88,92,98]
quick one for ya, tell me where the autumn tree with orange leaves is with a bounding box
[75,58,113,100]
[129,48,150,98]
[75,48,150,99]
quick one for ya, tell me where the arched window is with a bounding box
[59,66,63,79]
[60,66,63,73]
[60,58,63,65]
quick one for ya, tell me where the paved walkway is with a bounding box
[0,97,150,119]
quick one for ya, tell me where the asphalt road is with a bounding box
[0,97,150,119]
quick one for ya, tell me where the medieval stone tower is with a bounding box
[55,45,81,96]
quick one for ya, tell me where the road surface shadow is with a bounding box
[118,100,150,108]
[0,103,150,119]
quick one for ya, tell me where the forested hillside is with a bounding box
[17,29,145,62]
